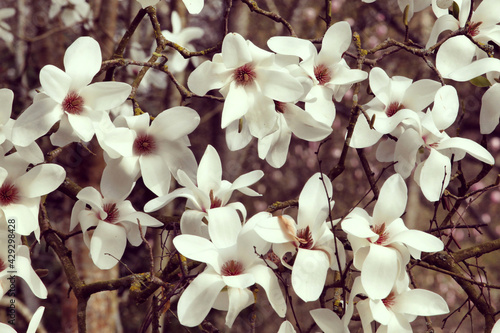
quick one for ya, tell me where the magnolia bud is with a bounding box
[437,0,453,9]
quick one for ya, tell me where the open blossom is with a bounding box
[350,67,440,148]
[253,173,345,302]
[173,208,286,328]
[427,0,500,49]
[70,186,163,269]
[11,36,132,147]
[97,108,199,198]
[268,21,368,127]
[342,174,444,299]
[188,32,303,140]
[437,35,500,134]
[145,145,263,238]
[0,152,65,238]
[376,85,494,201]
[353,275,449,333]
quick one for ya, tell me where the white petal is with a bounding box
[394,129,423,179]
[15,164,66,198]
[187,60,229,95]
[426,15,459,49]
[292,248,329,302]
[39,65,71,102]
[318,21,352,64]
[182,0,204,14]
[391,230,444,254]
[207,207,242,249]
[436,137,494,165]
[221,82,249,129]
[267,36,316,60]
[480,84,500,134]
[177,270,226,327]
[436,36,477,78]
[66,113,94,142]
[64,36,102,88]
[402,79,441,111]
[80,82,132,111]
[90,222,127,269]
[393,289,449,316]
[448,58,500,82]
[27,306,45,333]
[258,69,304,102]
[418,149,450,202]
[197,145,222,194]
[349,114,384,148]
[373,174,407,224]
[283,103,332,141]
[0,88,13,125]
[431,85,459,130]
[222,33,252,68]
[361,245,398,299]
[305,85,336,126]
[149,106,200,141]
[225,118,253,151]
[180,210,210,239]
[16,246,48,298]
[249,264,287,317]
[298,172,332,230]
[173,234,220,269]
[369,67,392,106]
[101,157,139,201]
[254,214,296,244]
[139,154,171,197]
[310,308,343,333]
[277,321,297,333]
[225,287,254,328]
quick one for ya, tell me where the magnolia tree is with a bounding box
[1,0,500,332]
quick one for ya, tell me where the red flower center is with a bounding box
[274,101,286,113]
[371,223,389,245]
[467,21,482,37]
[382,292,396,308]
[385,102,405,117]
[0,183,20,206]
[62,91,85,115]
[314,64,332,85]
[103,203,119,223]
[296,225,314,249]
[233,64,256,87]
[0,258,6,272]
[221,260,244,276]
[209,189,222,209]
[133,134,157,156]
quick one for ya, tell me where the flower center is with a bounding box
[0,258,6,272]
[385,102,405,117]
[209,189,222,209]
[274,101,286,113]
[62,91,85,115]
[314,64,332,85]
[233,64,256,87]
[370,223,389,245]
[103,203,119,223]
[221,260,244,276]
[382,292,396,308]
[0,183,20,206]
[467,21,482,37]
[133,134,157,156]
[296,225,314,249]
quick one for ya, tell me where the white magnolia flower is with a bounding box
[11,37,132,147]
[70,186,163,269]
[436,35,500,134]
[427,0,500,49]
[257,101,332,168]
[0,306,44,333]
[0,89,43,164]
[376,86,494,201]
[353,275,449,333]
[173,208,286,328]
[0,152,65,237]
[253,173,346,302]
[310,308,350,333]
[0,8,15,47]
[97,109,199,198]
[162,11,204,73]
[0,228,47,299]
[268,21,368,127]
[342,174,444,299]
[188,32,303,140]
[49,0,92,27]
[350,67,441,148]
[145,144,263,238]
[493,319,500,333]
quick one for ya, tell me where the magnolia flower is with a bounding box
[145,145,263,238]
[362,0,431,21]
[173,208,286,328]
[427,0,500,49]
[97,109,199,198]
[310,308,349,333]
[253,173,345,302]
[353,275,449,333]
[436,35,500,134]
[268,21,368,126]
[342,174,444,299]
[70,186,163,269]
[350,67,440,148]
[0,152,65,237]
[49,0,92,27]
[11,36,132,147]
[0,306,45,333]
[0,89,43,164]
[161,11,204,73]
[377,85,494,201]
[188,32,303,140]
[0,228,47,299]
[257,101,332,168]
